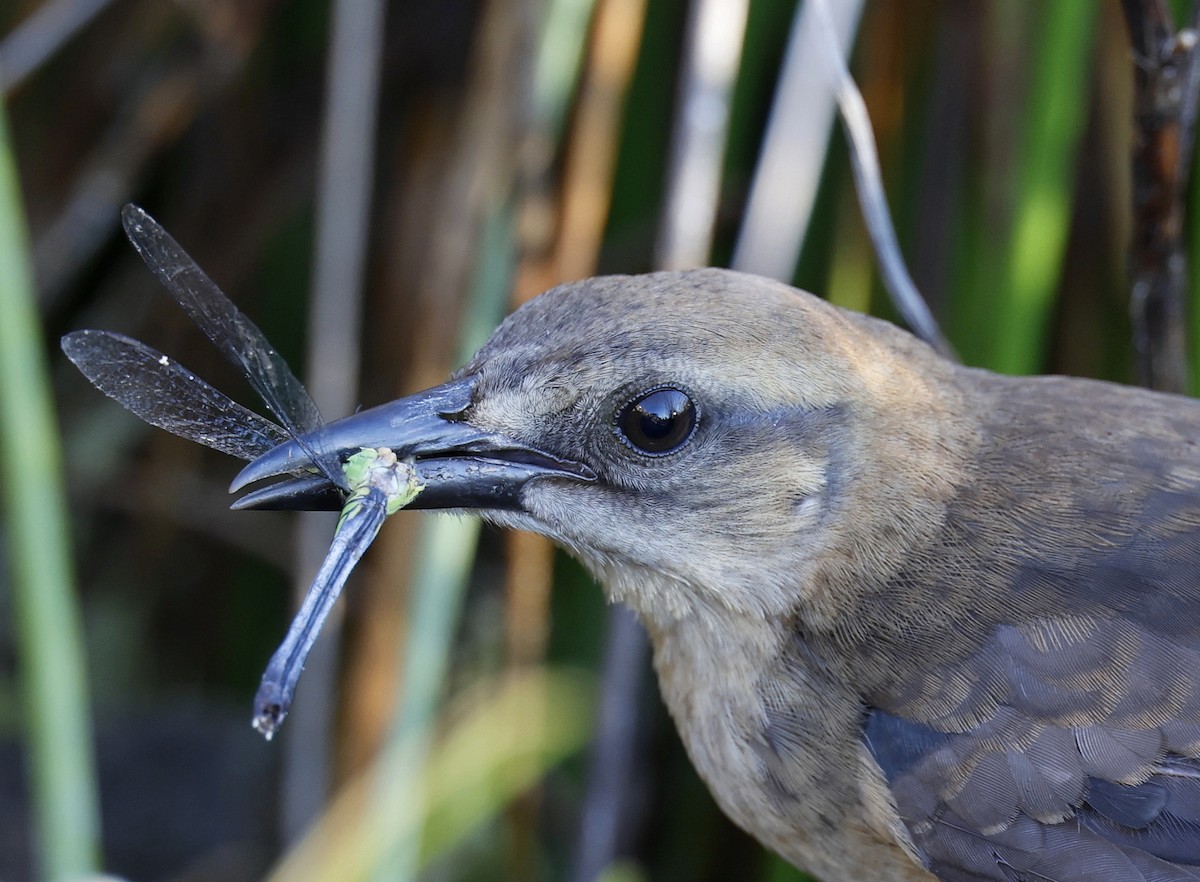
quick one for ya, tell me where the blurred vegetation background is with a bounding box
[0,0,1196,880]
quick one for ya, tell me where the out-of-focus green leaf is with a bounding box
[957,1,1096,373]
[0,96,101,880]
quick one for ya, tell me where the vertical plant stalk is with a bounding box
[1121,0,1200,392]
[499,0,650,877]
[0,100,101,878]
[982,2,1096,376]
[281,0,388,841]
[575,0,748,880]
[731,0,864,281]
[551,0,652,281]
[365,2,538,880]
[655,0,750,270]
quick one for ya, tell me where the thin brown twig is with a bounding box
[1120,0,1197,392]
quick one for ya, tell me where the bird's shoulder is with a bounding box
[840,371,1200,881]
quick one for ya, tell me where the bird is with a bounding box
[232,267,1200,881]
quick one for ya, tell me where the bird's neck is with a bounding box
[636,588,934,880]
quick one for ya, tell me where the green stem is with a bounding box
[0,98,102,877]
[989,1,1096,374]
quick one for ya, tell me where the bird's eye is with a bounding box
[616,386,698,455]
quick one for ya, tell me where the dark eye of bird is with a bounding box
[616,386,698,455]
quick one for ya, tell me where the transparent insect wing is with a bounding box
[120,205,347,490]
[62,329,288,461]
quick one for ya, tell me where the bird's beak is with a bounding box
[229,376,595,512]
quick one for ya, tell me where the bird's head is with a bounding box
[234,269,972,629]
